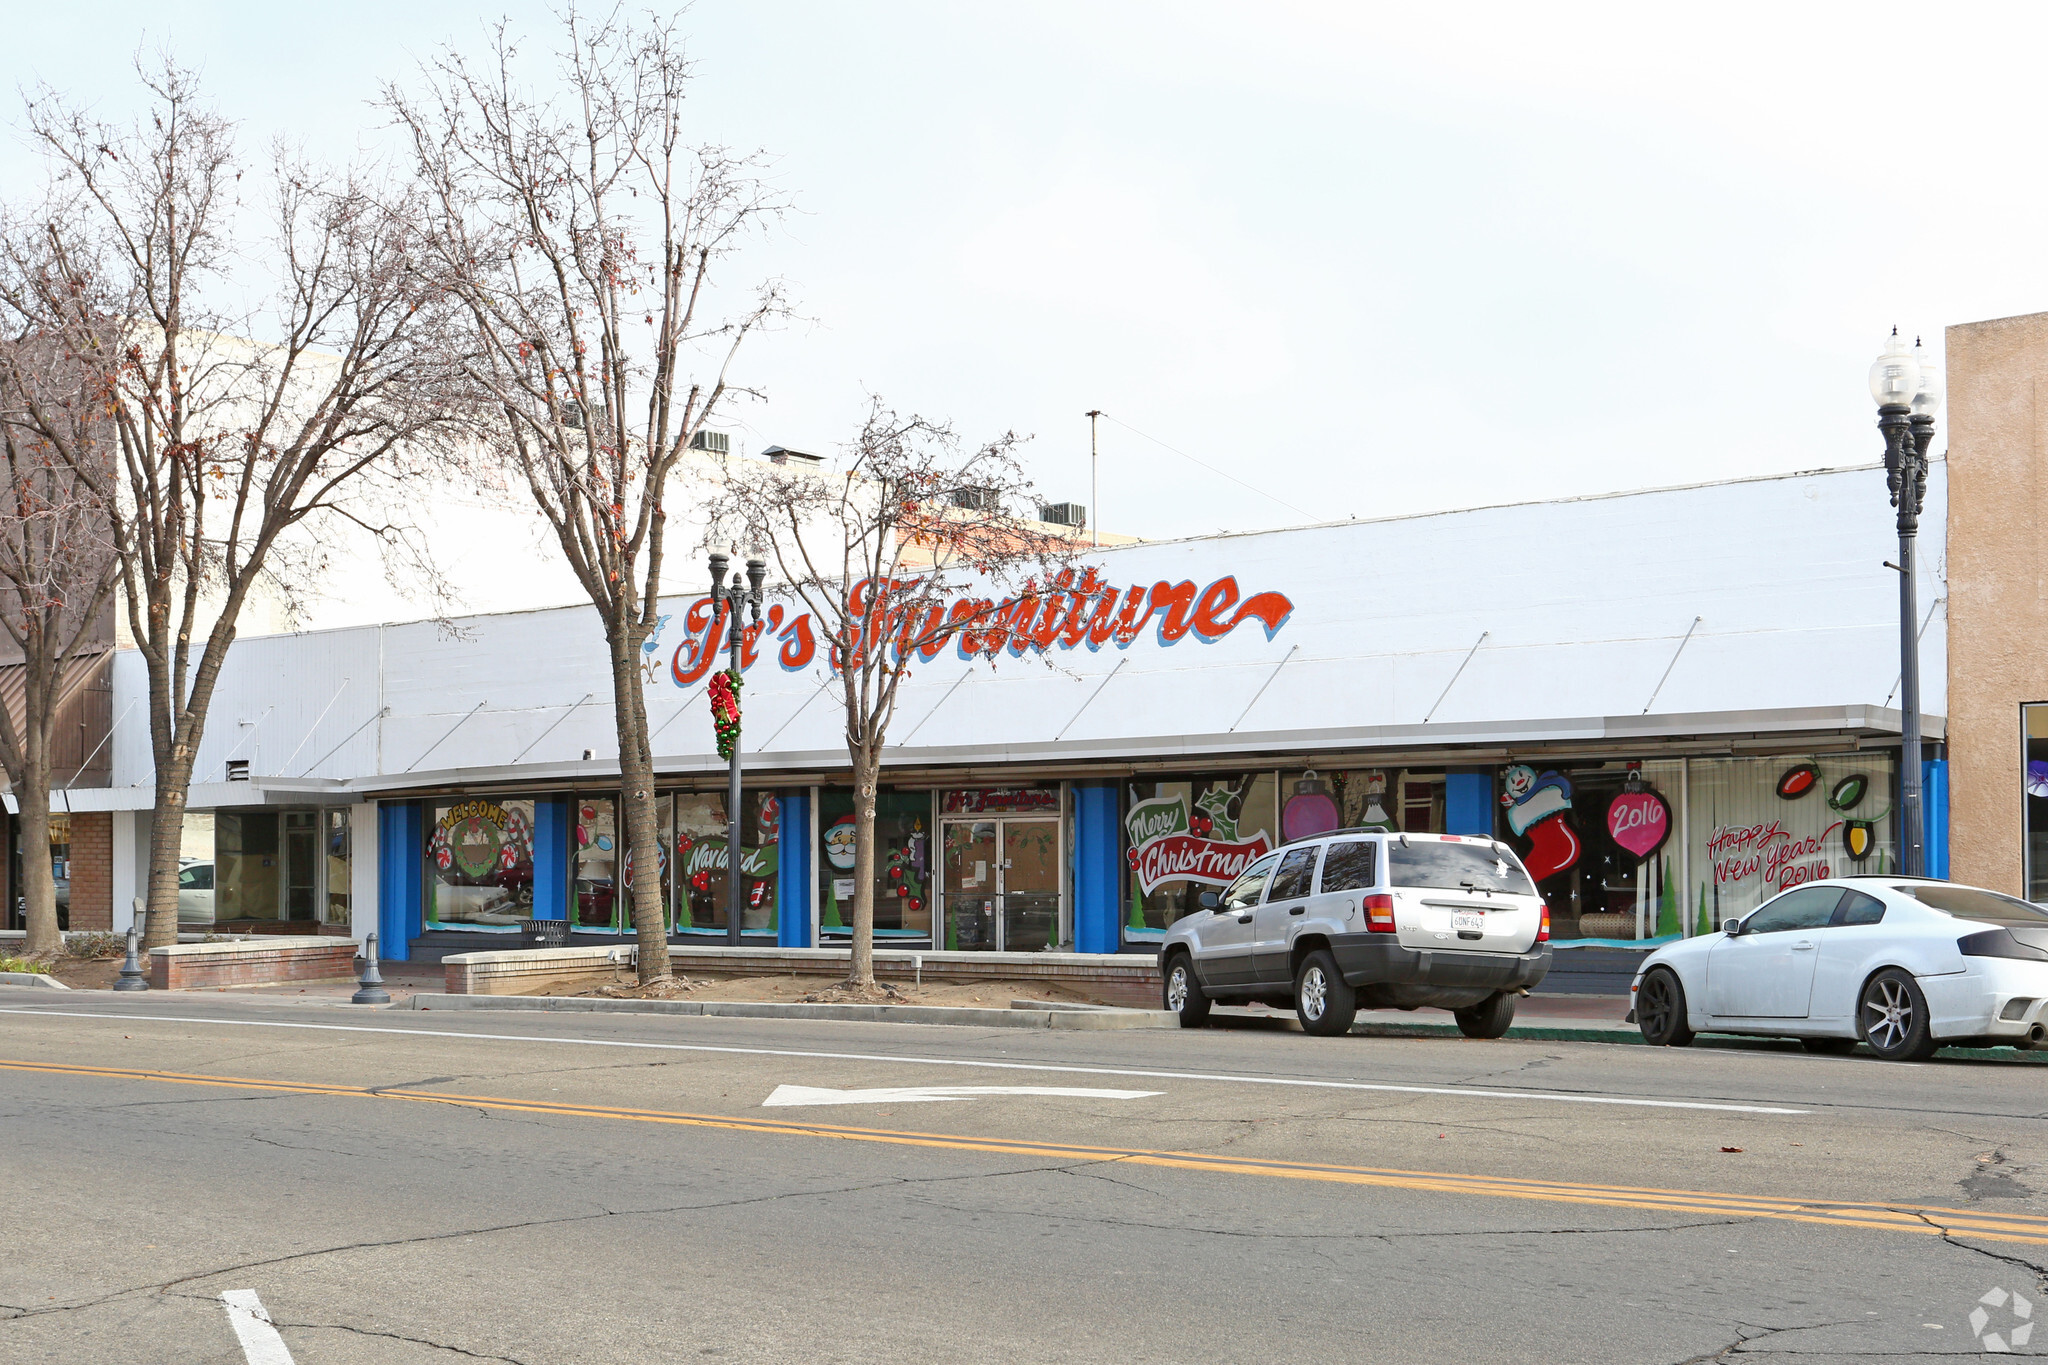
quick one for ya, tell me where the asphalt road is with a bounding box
[2,991,2046,1364]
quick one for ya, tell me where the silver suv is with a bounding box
[1158,831,1553,1037]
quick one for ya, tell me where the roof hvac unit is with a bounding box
[949,487,998,512]
[690,430,731,455]
[1038,502,1085,527]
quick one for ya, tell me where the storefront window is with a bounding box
[1277,769,1443,841]
[819,790,930,943]
[426,798,536,931]
[2027,705,2048,901]
[47,813,70,925]
[216,812,281,923]
[573,798,619,930]
[325,809,351,926]
[674,791,779,936]
[1687,754,1896,930]
[1501,761,1684,943]
[177,813,215,926]
[1124,772,1278,940]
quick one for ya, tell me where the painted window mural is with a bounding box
[426,798,536,930]
[817,789,930,942]
[1123,773,1277,937]
[1686,755,1896,929]
[672,791,779,936]
[1276,769,1445,841]
[1501,761,1683,943]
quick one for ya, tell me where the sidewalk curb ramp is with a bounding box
[396,992,1180,1030]
[0,972,68,990]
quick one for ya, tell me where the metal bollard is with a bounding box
[351,932,391,1005]
[113,927,150,992]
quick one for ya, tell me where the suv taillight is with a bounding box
[1364,893,1396,933]
[1537,904,1551,943]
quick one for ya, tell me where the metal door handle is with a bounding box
[1289,906,1305,915]
[1236,914,1253,924]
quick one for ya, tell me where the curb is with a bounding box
[1350,1019,2048,1060]
[0,972,68,990]
[401,993,1180,1030]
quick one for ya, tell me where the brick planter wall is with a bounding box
[149,937,359,991]
[443,945,1163,1007]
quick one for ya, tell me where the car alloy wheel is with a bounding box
[1293,948,1358,1036]
[1163,954,1210,1027]
[1636,968,1694,1047]
[1865,977,1913,1051]
[1300,966,1328,1022]
[1860,969,1938,1061]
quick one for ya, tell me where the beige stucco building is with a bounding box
[1946,311,2048,896]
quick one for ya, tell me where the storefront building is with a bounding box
[65,459,1948,967]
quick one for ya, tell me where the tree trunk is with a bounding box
[610,629,671,986]
[849,749,878,987]
[143,765,192,950]
[18,788,58,958]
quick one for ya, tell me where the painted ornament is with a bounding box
[1827,774,1870,811]
[1776,764,1820,800]
[1283,771,1342,842]
[1359,772,1395,832]
[1605,786,1671,861]
[1843,820,1877,862]
[1502,764,1581,882]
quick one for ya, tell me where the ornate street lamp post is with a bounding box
[1869,329,1942,877]
[708,552,767,945]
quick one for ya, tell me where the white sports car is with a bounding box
[1628,877,2048,1061]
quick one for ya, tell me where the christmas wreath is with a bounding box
[709,667,743,761]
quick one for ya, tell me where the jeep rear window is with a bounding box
[1388,841,1536,895]
[1896,884,2048,922]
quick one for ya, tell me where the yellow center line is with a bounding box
[9,1057,2042,1245]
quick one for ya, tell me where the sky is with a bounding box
[2,1,2040,543]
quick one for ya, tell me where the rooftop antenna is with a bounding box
[1085,409,1103,548]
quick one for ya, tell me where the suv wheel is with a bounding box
[1861,968,1939,1061]
[1454,991,1517,1039]
[1294,949,1357,1037]
[1163,954,1211,1028]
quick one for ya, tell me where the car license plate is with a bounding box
[1451,910,1486,933]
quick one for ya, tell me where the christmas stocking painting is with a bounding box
[1502,764,1581,883]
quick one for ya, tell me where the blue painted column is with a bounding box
[532,798,571,920]
[1072,782,1122,954]
[377,801,424,961]
[776,790,812,947]
[1444,768,1496,838]
[1923,757,1949,880]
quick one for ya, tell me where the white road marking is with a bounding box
[220,1289,295,1365]
[0,1008,1808,1114]
[763,1083,1160,1107]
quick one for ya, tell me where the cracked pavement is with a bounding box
[2,992,2046,1363]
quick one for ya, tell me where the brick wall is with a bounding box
[149,938,359,990]
[67,811,112,931]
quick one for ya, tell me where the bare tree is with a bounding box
[388,10,786,984]
[0,59,465,948]
[0,325,119,956]
[709,400,1075,988]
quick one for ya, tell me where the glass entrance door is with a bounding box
[940,818,1061,951]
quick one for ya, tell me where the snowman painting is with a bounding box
[1501,763,1582,883]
